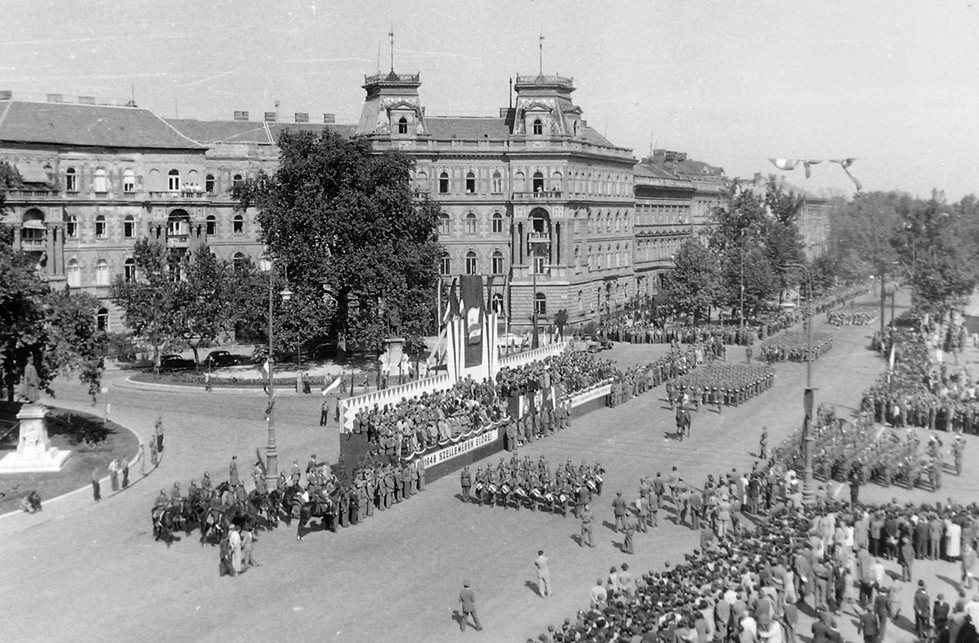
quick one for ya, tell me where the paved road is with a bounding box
[1,292,975,643]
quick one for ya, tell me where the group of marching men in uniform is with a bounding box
[459,454,604,516]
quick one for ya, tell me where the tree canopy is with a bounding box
[234,129,442,355]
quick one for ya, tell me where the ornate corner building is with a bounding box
[0,72,827,335]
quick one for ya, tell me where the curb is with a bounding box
[0,415,160,521]
[116,375,307,397]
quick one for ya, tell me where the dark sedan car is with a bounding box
[202,350,242,368]
[158,354,195,371]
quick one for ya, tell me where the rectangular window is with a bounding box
[124,219,135,238]
[95,218,106,238]
[440,256,451,275]
[492,216,503,234]
[466,256,477,275]
[123,173,135,193]
[491,174,503,194]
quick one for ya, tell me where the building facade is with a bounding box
[1,74,826,336]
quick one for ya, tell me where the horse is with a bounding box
[246,490,276,530]
[151,505,181,547]
[296,496,336,541]
[675,408,692,441]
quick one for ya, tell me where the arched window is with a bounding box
[233,252,247,272]
[465,251,478,275]
[514,171,525,192]
[167,210,189,237]
[96,307,109,331]
[205,215,216,236]
[124,257,136,282]
[577,290,583,313]
[440,252,451,276]
[123,169,135,193]
[534,292,546,315]
[532,119,543,135]
[167,169,181,191]
[93,168,107,193]
[465,212,477,235]
[232,174,243,189]
[439,172,449,194]
[551,170,562,193]
[491,250,505,275]
[66,215,78,239]
[415,170,428,191]
[491,212,504,234]
[67,258,80,287]
[439,213,450,236]
[95,215,107,238]
[65,167,77,192]
[615,213,621,233]
[205,174,215,193]
[124,215,136,238]
[233,214,244,235]
[95,259,109,286]
[465,171,476,194]
[533,171,544,193]
[398,117,408,134]
[491,171,503,194]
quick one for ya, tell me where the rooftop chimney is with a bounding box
[323,113,335,124]
[264,112,277,122]
[0,90,11,100]
[294,112,309,123]
[46,93,64,103]
[233,110,249,121]
[78,96,95,105]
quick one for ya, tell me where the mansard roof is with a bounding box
[166,119,273,144]
[424,117,509,139]
[0,100,203,150]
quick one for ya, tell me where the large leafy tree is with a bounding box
[111,240,245,364]
[0,227,107,401]
[662,238,721,323]
[234,129,442,355]
[707,178,804,317]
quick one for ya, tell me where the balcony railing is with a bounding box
[364,71,420,84]
[166,234,190,246]
[147,191,206,199]
[20,239,46,250]
[512,190,563,200]
[5,189,56,198]
[527,232,551,245]
[514,74,574,87]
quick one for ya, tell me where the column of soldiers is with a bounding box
[827,305,878,326]
[759,332,834,364]
[668,364,775,411]
[772,408,965,492]
[460,454,604,516]
[502,399,573,450]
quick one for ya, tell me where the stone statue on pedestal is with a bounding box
[21,355,41,404]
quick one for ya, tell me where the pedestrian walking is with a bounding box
[914,580,931,639]
[623,513,635,554]
[154,416,164,453]
[229,455,239,487]
[580,503,595,547]
[759,427,768,459]
[241,525,260,568]
[91,467,101,501]
[535,550,552,597]
[121,457,130,489]
[219,531,235,577]
[458,580,482,631]
[149,432,159,466]
[320,400,329,426]
[108,459,119,492]
[612,491,627,532]
[138,441,146,476]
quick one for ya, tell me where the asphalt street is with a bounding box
[1,292,975,643]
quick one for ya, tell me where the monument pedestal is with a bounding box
[0,404,71,473]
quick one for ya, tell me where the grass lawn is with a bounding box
[0,404,139,515]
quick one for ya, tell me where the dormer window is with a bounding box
[533,119,543,136]
[398,117,408,134]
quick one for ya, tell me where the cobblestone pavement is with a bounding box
[1,292,976,643]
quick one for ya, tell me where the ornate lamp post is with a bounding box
[264,259,292,488]
[783,262,815,502]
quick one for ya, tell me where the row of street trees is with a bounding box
[663,179,807,322]
[110,129,441,365]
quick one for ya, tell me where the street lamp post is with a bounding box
[783,262,814,503]
[264,260,292,489]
